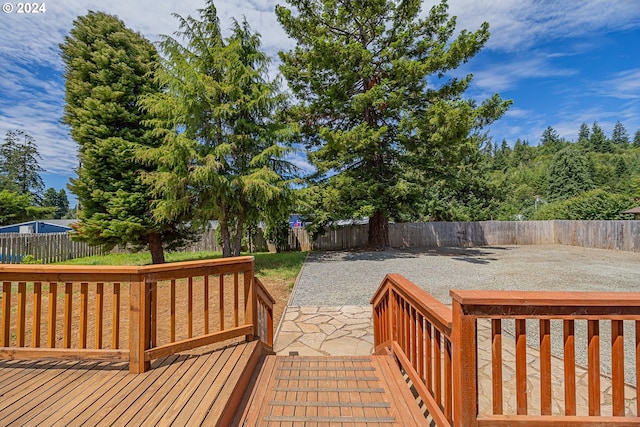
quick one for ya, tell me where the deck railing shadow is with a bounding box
[371,273,640,427]
[0,256,274,373]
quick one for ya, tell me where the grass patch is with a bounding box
[55,251,308,288]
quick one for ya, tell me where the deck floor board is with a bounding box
[238,355,425,426]
[0,341,260,426]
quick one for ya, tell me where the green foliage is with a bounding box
[21,255,43,264]
[0,190,32,225]
[0,130,44,201]
[141,1,296,258]
[60,11,195,263]
[264,215,290,253]
[41,188,69,219]
[277,0,510,247]
[547,145,593,201]
[533,190,634,220]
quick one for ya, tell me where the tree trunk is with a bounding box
[148,232,165,264]
[368,209,389,250]
[233,213,245,257]
[219,216,232,258]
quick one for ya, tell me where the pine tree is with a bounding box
[60,11,195,263]
[141,2,296,257]
[540,126,562,154]
[42,188,70,219]
[578,123,590,142]
[0,130,44,201]
[547,146,594,200]
[276,0,510,248]
[611,121,629,146]
[634,130,640,148]
[590,121,611,153]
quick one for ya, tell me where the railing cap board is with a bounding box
[0,256,255,280]
[371,274,452,334]
[450,290,640,307]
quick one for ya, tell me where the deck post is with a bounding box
[452,298,477,427]
[244,261,256,341]
[129,273,151,373]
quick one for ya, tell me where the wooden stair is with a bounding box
[237,355,426,426]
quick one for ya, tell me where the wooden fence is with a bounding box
[0,233,102,264]
[294,220,640,252]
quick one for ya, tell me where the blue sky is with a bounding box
[0,0,639,199]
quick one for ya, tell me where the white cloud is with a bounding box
[597,68,640,99]
[425,0,640,52]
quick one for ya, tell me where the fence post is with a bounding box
[452,298,477,427]
[129,273,151,373]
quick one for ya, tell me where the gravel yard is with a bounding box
[291,245,640,306]
[291,244,640,383]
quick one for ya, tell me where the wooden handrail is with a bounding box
[373,276,640,427]
[451,289,640,426]
[0,256,275,374]
[371,274,454,427]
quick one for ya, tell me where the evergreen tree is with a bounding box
[611,121,629,146]
[590,121,611,153]
[540,126,562,154]
[0,130,45,201]
[276,0,510,248]
[60,11,194,263]
[578,123,590,145]
[42,188,70,219]
[633,130,640,148]
[141,2,296,257]
[547,145,594,200]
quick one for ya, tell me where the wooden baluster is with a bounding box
[434,329,442,407]
[515,319,527,415]
[64,283,72,348]
[151,281,157,348]
[410,306,417,368]
[203,275,209,334]
[611,320,624,416]
[444,338,452,422]
[234,272,239,328]
[188,277,193,338]
[564,319,576,415]
[48,282,57,348]
[170,279,176,343]
[425,320,433,393]
[95,283,103,349]
[588,320,601,416]
[540,319,551,415]
[492,319,503,415]
[417,313,424,382]
[32,282,42,347]
[79,282,88,349]
[1,282,11,346]
[17,282,26,347]
[112,283,120,349]
[219,273,225,331]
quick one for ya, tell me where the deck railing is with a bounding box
[371,274,454,427]
[372,274,640,427]
[0,256,274,373]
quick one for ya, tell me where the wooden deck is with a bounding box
[0,340,262,426]
[237,355,426,426]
